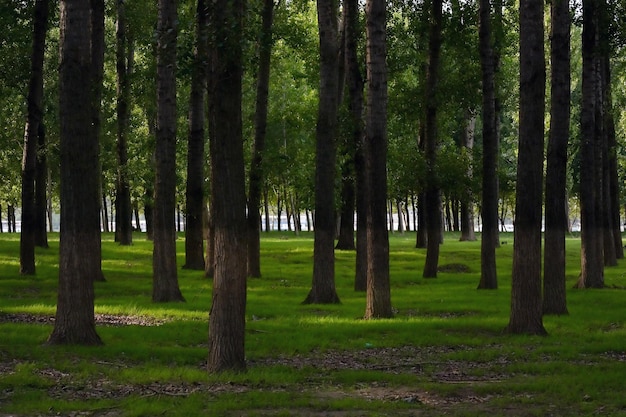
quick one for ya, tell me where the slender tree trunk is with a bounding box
[341,0,363,265]
[304,0,341,304]
[364,0,392,318]
[543,0,570,315]
[184,0,208,271]
[20,0,50,275]
[115,0,133,246]
[422,0,443,278]
[35,122,49,247]
[460,112,476,242]
[207,0,248,372]
[478,0,498,289]
[48,0,103,346]
[605,61,623,259]
[246,0,274,277]
[507,0,547,335]
[577,0,604,288]
[153,0,185,302]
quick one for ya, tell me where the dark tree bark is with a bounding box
[459,112,476,242]
[207,0,248,372]
[20,0,50,275]
[576,0,604,288]
[507,0,547,336]
[247,0,274,277]
[115,0,133,246]
[605,62,623,259]
[598,2,619,265]
[153,0,185,302]
[422,0,443,278]
[477,0,498,289]
[91,0,106,282]
[47,0,103,346]
[303,0,341,304]
[543,0,570,315]
[341,0,366,291]
[184,0,209,271]
[35,121,49,248]
[364,0,392,319]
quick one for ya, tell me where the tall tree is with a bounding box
[605,61,623,259]
[247,0,275,277]
[47,0,102,345]
[477,0,498,289]
[543,0,570,315]
[91,0,106,282]
[422,0,443,278]
[207,0,248,372]
[153,0,185,302]
[343,0,367,291]
[115,0,133,246]
[20,0,49,275]
[598,0,617,267]
[184,0,209,271]
[507,0,546,335]
[576,0,604,288]
[303,0,341,304]
[364,0,392,318]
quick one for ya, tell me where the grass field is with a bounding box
[1,231,626,416]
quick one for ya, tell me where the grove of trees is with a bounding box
[2,0,626,370]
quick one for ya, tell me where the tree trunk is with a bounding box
[459,112,476,242]
[507,0,547,336]
[543,0,570,316]
[577,0,604,289]
[422,0,443,278]
[342,0,363,260]
[35,122,49,248]
[246,0,274,277]
[153,0,185,303]
[20,0,49,275]
[605,62,623,259]
[207,0,248,373]
[477,0,498,289]
[115,0,133,246]
[48,0,103,346]
[184,0,208,271]
[304,0,341,305]
[364,0,392,319]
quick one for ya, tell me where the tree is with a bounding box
[342,0,367,291]
[477,0,498,289]
[364,0,392,318]
[303,0,341,304]
[247,0,275,277]
[459,112,477,242]
[153,0,185,303]
[184,0,208,271]
[47,0,103,345]
[576,0,604,289]
[207,0,248,372]
[543,0,570,315]
[20,0,49,275]
[91,0,106,283]
[422,0,443,278]
[507,0,547,335]
[115,0,134,246]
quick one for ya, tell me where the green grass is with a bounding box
[2,231,626,416]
